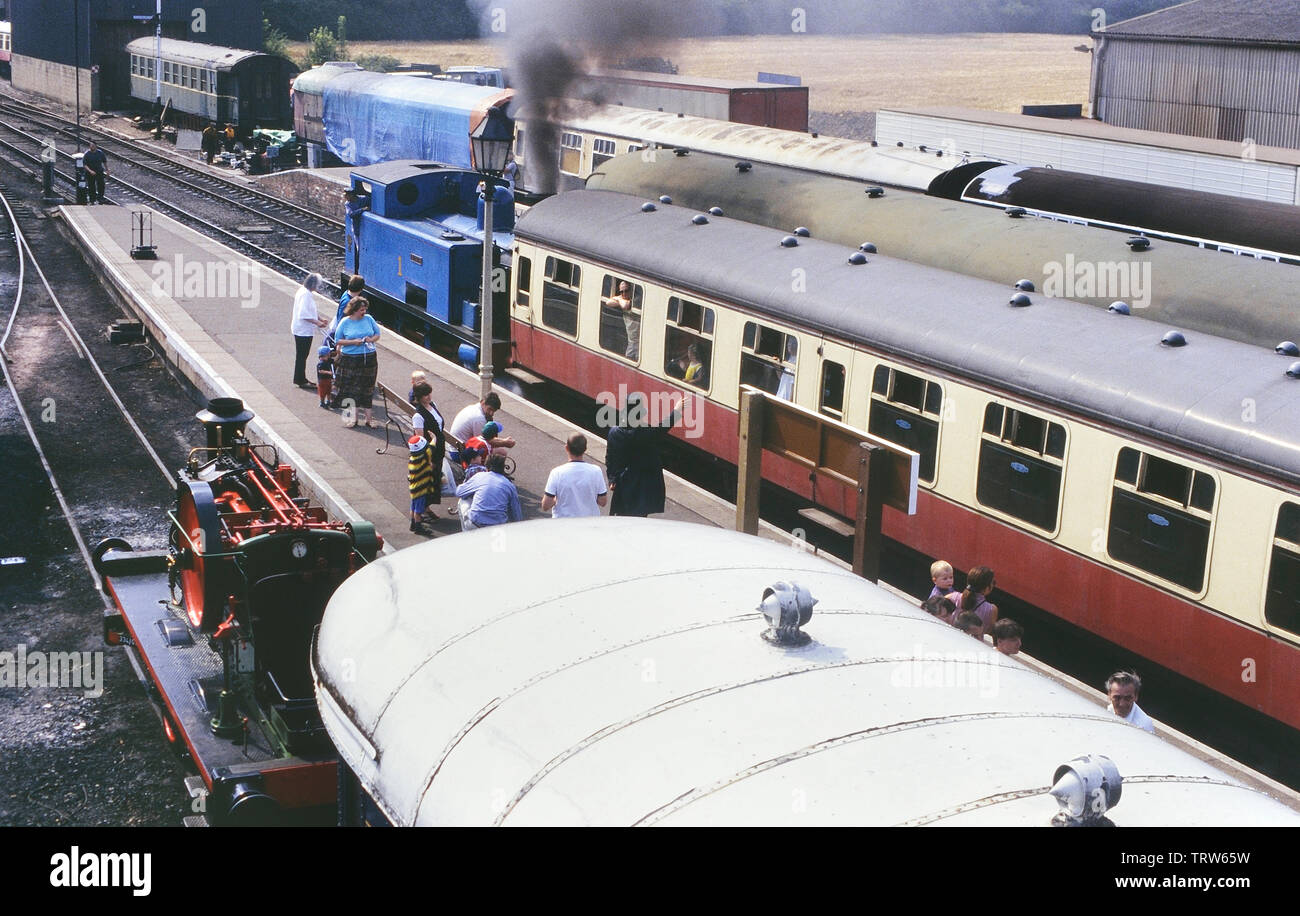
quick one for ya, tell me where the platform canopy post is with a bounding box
[736,388,765,535]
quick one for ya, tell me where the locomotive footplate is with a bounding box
[97,547,336,826]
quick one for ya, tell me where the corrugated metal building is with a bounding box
[1091,0,1300,149]
[9,0,262,110]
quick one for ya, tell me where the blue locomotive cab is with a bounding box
[347,162,513,353]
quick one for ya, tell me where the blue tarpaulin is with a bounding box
[321,72,506,167]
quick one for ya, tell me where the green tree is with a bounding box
[262,18,293,61]
[305,25,341,67]
[337,15,348,59]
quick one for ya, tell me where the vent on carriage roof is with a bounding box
[674,148,690,157]
[794,226,810,237]
[691,214,709,225]
[1109,301,1131,315]
[848,252,868,265]
[1009,293,1032,307]
[1127,237,1151,252]
[1161,330,1188,347]
[1015,279,1035,292]
[735,161,752,173]
[860,242,877,253]
[640,202,657,212]
[1275,341,1299,357]
[1288,361,1300,379]
[1006,207,1027,218]
[709,206,724,217]
[780,236,799,248]
[866,186,884,198]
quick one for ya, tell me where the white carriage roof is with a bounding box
[126,37,264,70]
[550,104,985,191]
[514,190,1300,486]
[313,520,1300,826]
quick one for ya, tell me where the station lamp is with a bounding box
[469,114,514,398]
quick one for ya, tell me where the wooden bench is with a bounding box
[796,507,855,539]
[376,382,465,457]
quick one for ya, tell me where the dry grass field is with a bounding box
[290,33,1092,115]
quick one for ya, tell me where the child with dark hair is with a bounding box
[992,618,1023,656]
[315,345,335,409]
[921,594,956,625]
[955,611,985,640]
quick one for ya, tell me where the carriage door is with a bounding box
[815,338,854,427]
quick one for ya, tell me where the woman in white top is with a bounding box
[291,273,329,387]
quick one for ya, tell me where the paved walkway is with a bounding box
[60,204,768,551]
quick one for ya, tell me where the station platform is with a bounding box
[58,203,774,553]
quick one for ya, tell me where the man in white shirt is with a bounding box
[541,434,608,518]
[450,391,516,452]
[1105,671,1156,734]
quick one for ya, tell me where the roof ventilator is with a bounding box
[1108,301,1131,315]
[1009,293,1032,307]
[1161,330,1187,347]
[1014,279,1035,292]
[793,226,811,237]
[640,202,657,212]
[848,252,868,265]
[780,235,798,248]
[673,148,690,157]
[691,214,709,225]
[859,242,877,254]
[735,161,752,173]
[709,206,724,217]
[865,186,885,198]
[658,195,673,204]
[1275,341,1300,357]
[1006,207,1027,219]
[1049,755,1121,827]
[1127,236,1151,252]
[758,582,816,647]
[1288,361,1300,379]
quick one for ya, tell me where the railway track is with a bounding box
[0,163,193,825]
[0,98,344,290]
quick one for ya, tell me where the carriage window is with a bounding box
[541,256,581,337]
[592,138,618,170]
[976,403,1067,532]
[514,255,532,308]
[1108,448,1214,592]
[1265,502,1300,637]
[560,131,583,176]
[820,360,845,418]
[598,275,642,362]
[868,365,942,484]
[740,321,797,399]
[665,296,713,390]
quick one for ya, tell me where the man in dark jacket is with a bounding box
[606,392,683,517]
[82,141,108,204]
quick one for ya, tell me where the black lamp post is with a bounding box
[469,116,514,399]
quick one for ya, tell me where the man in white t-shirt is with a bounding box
[541,433,608,518]
[291,272,329,387]
[1105,671,1156,734]
[450,391,516,452]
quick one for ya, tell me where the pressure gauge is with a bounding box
[291,540,308,560]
